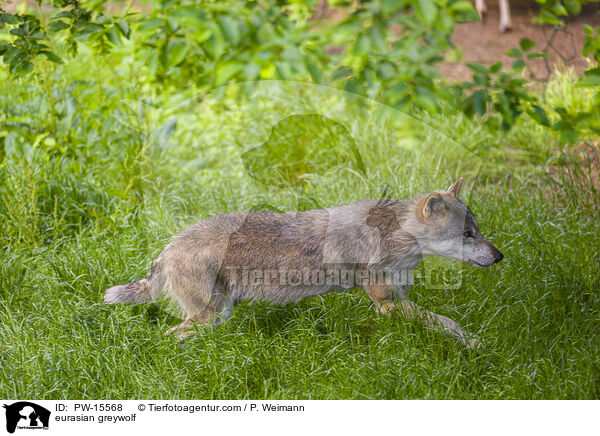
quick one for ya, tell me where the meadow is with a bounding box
[1,28,600,399]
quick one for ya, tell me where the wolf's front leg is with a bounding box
[363,284,479,348]
[398,299,480,348]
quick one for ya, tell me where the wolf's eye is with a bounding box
[464,231,473,238]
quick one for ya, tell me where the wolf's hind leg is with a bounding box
[166,307,219,340]
[167,284,234,340]
[363,284,397,315]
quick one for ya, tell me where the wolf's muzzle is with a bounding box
[494,252,504,263]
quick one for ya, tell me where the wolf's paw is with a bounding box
[165,325,180,336]
[455,331,483,350]
[466,335,485,350]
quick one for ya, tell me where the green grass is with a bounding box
[1,46,599,399]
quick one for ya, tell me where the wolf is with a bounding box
[105,178,503,347]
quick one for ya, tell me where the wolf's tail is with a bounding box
[104,257,167,304]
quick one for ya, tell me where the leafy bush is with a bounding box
[534,0,600,26]
[1,0,599,139]
[324,0,478,111]
[457,39,550,130]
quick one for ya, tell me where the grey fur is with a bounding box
[105,179,503,346]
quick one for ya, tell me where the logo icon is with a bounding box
[3,402,50,434]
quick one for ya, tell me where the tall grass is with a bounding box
[1,49,599,399]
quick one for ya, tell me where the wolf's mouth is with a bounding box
[469,260,493,268]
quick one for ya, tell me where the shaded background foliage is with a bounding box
[1,0,599,137]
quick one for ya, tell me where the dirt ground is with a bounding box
[442,0,600,81]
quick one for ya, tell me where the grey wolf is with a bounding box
[105,178,503,347]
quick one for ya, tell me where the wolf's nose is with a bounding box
[494,252,504,263]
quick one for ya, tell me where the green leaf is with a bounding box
[54,11,73,19]
[137,18,163,33]
[353,33,371,56]
[416,0,437,25]
[257,22,276,42]
[38,49,63,64]
[552,119,570,132]
[244,62,260,81]
[473,89,486,116]
[555,124,579,144]
[466,63,489,74]
[369,23,387,53]
[497,93,514,125]
[576,74,600,87]
[462,95,475,117]
[204,23,225,60]
[343,77,366,96]
[331,67,353,81]
[519,38,535,52]
[193,27,212,44]
[106,25,122,46]
[117,20,130,38]
[527,104,550,126]
[448,1,480,23]
[96,16,112,25]
[554,106,569,118]
[10,28,27,37]
[275,61,293,80]
[584,67,600,76]
[75,23,104,40]
[3,46,21,64]
[48,20,69,32]
[168,7,205,27]
[506,47,523,58]
[549,2,568,17]
[11,58,33,75]
[166,40,188,68]
[305,56,323,83]
[217,15,240,46]
[564,0,581,15]
[512,58,525,71]
[490,61,502,73]
[0,13,18,24]
[537,8,563,26]
[382,0,405,15]
[415,93,439,113]
[214,61,243,86]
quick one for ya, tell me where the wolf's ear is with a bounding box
[421,193,444,219]
[448,177,464,199]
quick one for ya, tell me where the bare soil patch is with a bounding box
[442,0,600,81]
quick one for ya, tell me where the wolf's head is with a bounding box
[411,178,503,268]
